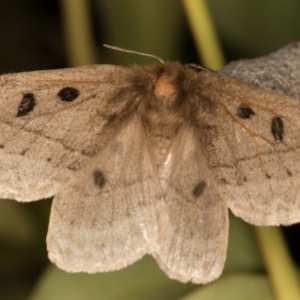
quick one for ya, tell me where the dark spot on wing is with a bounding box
[266,173,271,179]
[0,144,4,149]
[93,170,106,189]
[219,178,229,185]
[271,117,284,141]
[237,176,247,186]
[67,161,82,172]
[17,93,36,117]
[57,87,80,102]
[286,169,293,177]
[20,149,28,156]
[192,181,206,198]
[236,103,255,119]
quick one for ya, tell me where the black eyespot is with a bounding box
[57,87,80,102]
[271,117,284,141]
[93,170,106,189]
[16,93,36,117]
[236,103,255,119]
[192,181,206,198]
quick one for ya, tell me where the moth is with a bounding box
[1,45,300,284]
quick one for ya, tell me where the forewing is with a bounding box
[200,73,300,225]
[47,115,168,272]
[153,126,228,284]
[0,65,132,201]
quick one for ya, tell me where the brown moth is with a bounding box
[1,46,300,284]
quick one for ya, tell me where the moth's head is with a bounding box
[103,45,215,118]
[153,72,177,100]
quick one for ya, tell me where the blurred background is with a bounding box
[2,0,300,71]
[1,0,300,299]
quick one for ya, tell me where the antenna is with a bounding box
[103,44,165,64]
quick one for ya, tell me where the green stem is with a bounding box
[255,227,300,300]
[59,0,97,67]
[181,0,225,69]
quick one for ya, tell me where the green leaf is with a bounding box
[29,256,196,300]
[180,273,274,300]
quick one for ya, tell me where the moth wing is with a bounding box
[0,65,132,201]
[153,126,228,284]
[47,115,168,272]
[200,73,300,225]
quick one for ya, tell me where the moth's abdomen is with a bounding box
[130,63,200,168]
